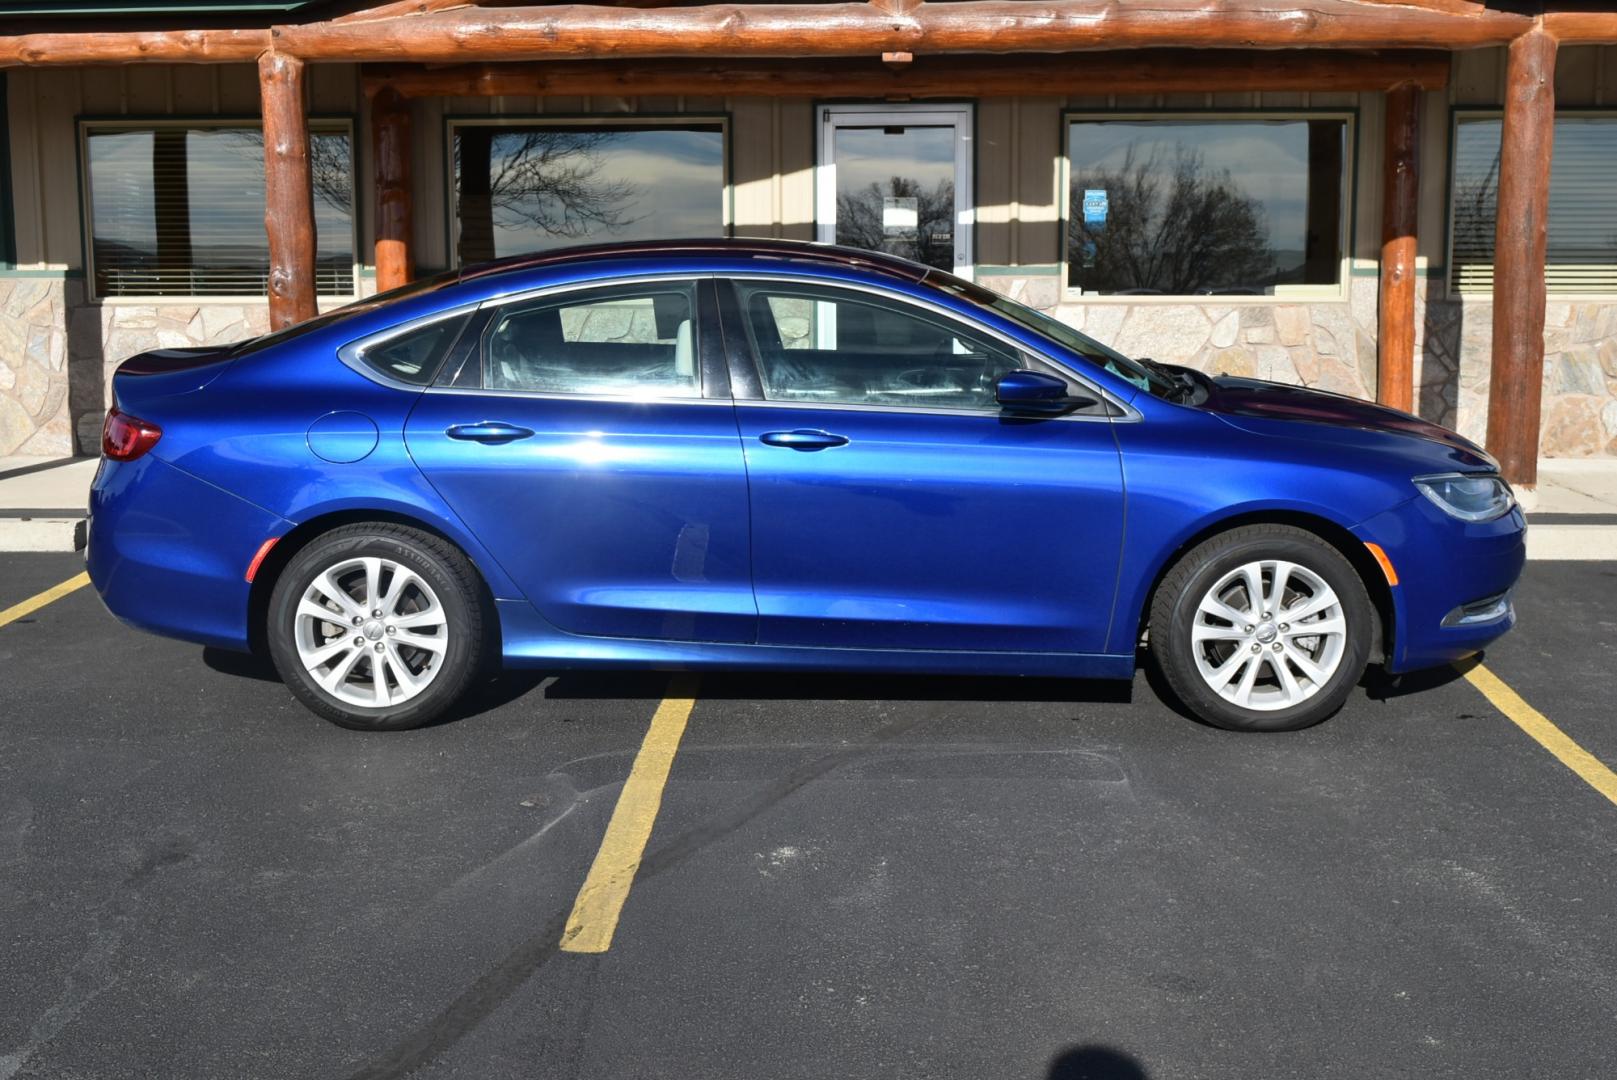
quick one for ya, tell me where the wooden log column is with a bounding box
[259,51,318,329]
[1377,82,1420,413]
[371,87,413,293]
[1485,30,1557,490]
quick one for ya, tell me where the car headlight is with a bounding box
[1413,472,1516,522]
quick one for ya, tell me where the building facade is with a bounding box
[3,3,1616,471]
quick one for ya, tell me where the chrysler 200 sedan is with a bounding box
[88,239,1525,733]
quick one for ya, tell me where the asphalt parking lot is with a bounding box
[1,554,1614,1080]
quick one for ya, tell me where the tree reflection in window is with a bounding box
[835,177,956,272]
[453,123,725,264]
[1066,118,1347,296]
[84,123,355,298]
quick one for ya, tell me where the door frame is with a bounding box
[815,103,975,281]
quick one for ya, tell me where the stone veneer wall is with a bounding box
[0,278,72,457]
[979,272,1617,458]
[4,271,1615,459]
[0,278,384,457]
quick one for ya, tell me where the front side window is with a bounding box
[1450,113,1617,294]
[1065,115,1350,296]
[734,281,1026,411]
[452,121,726,264]
[83,122,355,299]
[484,282,700,397]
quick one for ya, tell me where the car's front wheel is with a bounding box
[1149,524,1373,732]
[267,524,488,730]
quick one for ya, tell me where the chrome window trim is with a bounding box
[420,386,732,406]
[721,271,1141,424]
[473,272,709,311]
[337,302,481,391]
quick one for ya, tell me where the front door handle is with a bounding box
[446,421,535,444]
[759,429,850,452]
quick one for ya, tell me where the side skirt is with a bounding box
[494,600,1136,680]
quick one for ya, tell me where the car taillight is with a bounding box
[102,407,163,461]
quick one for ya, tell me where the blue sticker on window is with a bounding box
[1082,188,1109,227]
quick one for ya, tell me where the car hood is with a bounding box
[1202,375,1495,468]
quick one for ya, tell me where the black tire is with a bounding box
[266,523,488,731]
[1148,524,1373,732]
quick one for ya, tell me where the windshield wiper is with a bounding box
[1135,357,1199,403]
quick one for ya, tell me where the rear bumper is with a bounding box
[87,454,289,652]
[1353,497,1527,674]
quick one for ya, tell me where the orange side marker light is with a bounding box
[1364,541,1399,586]
[245,537,280,583]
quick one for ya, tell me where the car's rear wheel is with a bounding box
[267,524,487,730]
[1149,524,1373,732]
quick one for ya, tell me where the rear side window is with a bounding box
[483,282,700,397]
[351,313,469,386]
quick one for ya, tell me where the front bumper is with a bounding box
[1353,496,1527,674]
[88,454,289,652]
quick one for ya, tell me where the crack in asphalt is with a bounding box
[341,708,937,1080]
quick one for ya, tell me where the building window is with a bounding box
[82,121,356,299]
[1450,112,1617,295]
[1064,114,1351,297]
[449,120,727,265]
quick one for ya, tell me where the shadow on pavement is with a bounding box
[1048,1045,1149,1079]
[541,668,1135,705]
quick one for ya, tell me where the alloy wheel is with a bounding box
[1189,558,1347,713]
[293,556,449,709]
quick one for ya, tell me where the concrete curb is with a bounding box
[0,516,85,553]
[1525,524,1617,561]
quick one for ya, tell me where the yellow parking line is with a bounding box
[1461,662,1617,808]
[0,572,90,630]
[561,675,699,954]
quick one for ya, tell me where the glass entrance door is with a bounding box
[816,104,974,279]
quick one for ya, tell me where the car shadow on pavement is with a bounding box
[200,646,550,726]
[1362,656,1474,701]
[200,647,1134,709]
[1047,1045,1149,1079]
[538,669,1136,705]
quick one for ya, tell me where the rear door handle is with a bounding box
[446,422,535,444]
[758,429,850,451]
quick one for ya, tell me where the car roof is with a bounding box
[455,238,935,287]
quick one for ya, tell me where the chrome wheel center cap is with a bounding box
[1255,621,1278,644]
[363,620,385,641]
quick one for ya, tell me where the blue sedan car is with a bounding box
[88,239,1525,732]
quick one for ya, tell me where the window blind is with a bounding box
[1451,115,1617,295]
[85,124,355,299]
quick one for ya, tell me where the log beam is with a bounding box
[0,28,267,67]
[362,49,1451,100]
[271,2,1532,63]
[259,51,319,330]
[371,86,414,292]
[1484,29,1557,490]
[1377,82,1419,413]
[1543,12,1617,46]
[0,0,1536,68]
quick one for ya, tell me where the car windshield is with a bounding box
[230,268,463,358]
[928,273,1182,400]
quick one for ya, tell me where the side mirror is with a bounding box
[996,369,1096,414]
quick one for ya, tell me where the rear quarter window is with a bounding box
[350,313,471,386]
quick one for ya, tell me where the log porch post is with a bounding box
[259,50,318,329]
[1377,82,1419,413]
[372,86,413,292]
[1485,29,1557,489]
